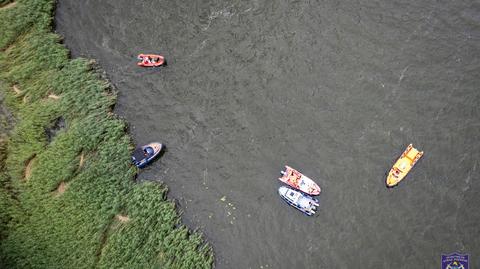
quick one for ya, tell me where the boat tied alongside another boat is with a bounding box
[277,165,321,216]
[278,186,319,216]
[132,142,163,168]
[279,165,321,196]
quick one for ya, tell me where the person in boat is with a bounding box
[142,56,151,65]
[144,147,154,157]
[392,167,401,178]
[288,170,300,186]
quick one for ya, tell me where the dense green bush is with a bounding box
[0,1,213,268]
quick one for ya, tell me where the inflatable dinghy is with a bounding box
[137,54,165,67]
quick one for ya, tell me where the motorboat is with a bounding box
[386,144,423,187]
[278,186,319,216]
[279,165,321,195]
[132,142,163,168]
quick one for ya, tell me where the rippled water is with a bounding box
[56,0,480,267]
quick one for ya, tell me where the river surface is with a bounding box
[55,1,480,268]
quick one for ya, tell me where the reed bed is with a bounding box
[0,1,213,268]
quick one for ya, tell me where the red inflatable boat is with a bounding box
[137,54,165,67]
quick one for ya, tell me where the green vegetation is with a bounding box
[0,1,213,268]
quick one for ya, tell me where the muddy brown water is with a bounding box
[55,1,480,268]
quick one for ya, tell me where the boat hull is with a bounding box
[132,142,163,168]
[279,165,321,195]
[386,144,423,187]
[137,54,165,67]
[278,186,319,216]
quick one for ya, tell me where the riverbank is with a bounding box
[0,1,213,268]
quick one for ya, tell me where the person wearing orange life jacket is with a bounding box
[143,56,151,65]
[289,170,300,186]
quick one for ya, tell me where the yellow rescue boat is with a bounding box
[386,144,423,187]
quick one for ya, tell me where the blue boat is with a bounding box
[278,186,319,216]
[132,142,163,168]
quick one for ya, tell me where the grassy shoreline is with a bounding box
[0,1,213,268]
